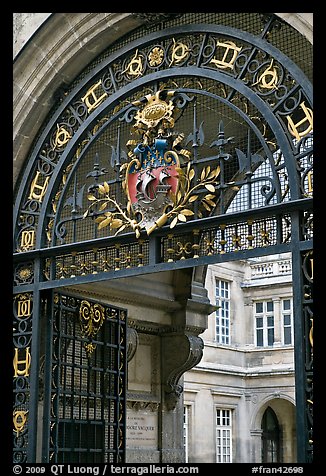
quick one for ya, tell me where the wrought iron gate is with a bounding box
[42,293,127,463]
[13,13,313,463]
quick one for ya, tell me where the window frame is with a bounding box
[215,408,233,463]
[281,297,293,346]
[254,300,275,347]
[215,279,231,345]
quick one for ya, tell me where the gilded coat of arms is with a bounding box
[83,90,220,237]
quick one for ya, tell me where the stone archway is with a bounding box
[251,395,297,463]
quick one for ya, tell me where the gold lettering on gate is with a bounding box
[169,39,190,66]
[81,80,108,113]
[13,410,28,435]
[20,230,35,251]
[28,171,49,202]
[17,295,32,318]
[13,347,31,377]
[53,124,72,149]
[252,59,279,90]
[122,49,144,78]
[210,40,242,70]
[287,102,313,140]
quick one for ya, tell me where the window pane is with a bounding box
[283,315,291,326]
[256,302,263,313]
[267,301,274,312]
[283,299,291,310]
[284,327,292,345]
[267,316,274,327]
[257,329,263,346]
[256,317,263,328]
[267,328,274,346]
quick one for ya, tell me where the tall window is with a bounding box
[183,406,189,463]
[216,409,232,463]
[282,298,293,345]
[215,279,230,344]
[254,301,274,347]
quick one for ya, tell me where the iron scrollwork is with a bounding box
[79,300,105,357]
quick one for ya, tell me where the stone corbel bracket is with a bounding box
[162,333,204,410]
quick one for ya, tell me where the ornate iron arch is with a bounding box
[14,21,312,247]
[13,14,313,463]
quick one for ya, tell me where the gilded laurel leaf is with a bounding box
[205,184,215,193]
[188,169,195,181]
[180,209,194,216]
[178,213,187,222]
[99,202,108,211]
[98,184,106,195]
[95,215,106,223]
[207,170,217,180]
[110,219,124,229]
[202,201,211,212]
[98,217,113,230]
[170,216,178,229]
[188,195,198,202]
[87,194,96,201]
[204,198,216,207]
[103,181,110,193]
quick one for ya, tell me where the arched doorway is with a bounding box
[262,407,281,462]
[13,12,313,463]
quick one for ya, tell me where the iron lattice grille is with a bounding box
[49,293,126,463]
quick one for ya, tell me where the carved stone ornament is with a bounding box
[127,327,139,362]
[132,13,184,26]
[162,334,204,410]
[127,400,160,412]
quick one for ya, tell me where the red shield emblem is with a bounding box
[126,141,179,234]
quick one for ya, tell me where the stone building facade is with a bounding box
[184,253,296,462]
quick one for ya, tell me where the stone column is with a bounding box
[250,429,263,463]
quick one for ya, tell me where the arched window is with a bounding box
[261,407,281,462]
